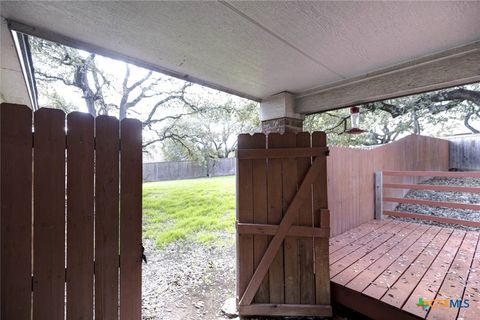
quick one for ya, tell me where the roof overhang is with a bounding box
[1,1,479,113]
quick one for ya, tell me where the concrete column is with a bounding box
[259,92,304,134]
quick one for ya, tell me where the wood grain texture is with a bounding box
[237,147,328,159]
[312,132,330,305]
[379,228,453,307]
[458,230,480,320]
[120,118,143,320]
[330,222,410,278]
[296,132,315,304]
[328,134,449,236]
[383,170,480,178]
[340,223,428,289]
[237,224,328,238]
[402,229,466,317]
[384,210,480,228]
[237,132,331,315]
[250,133,269,303]
[265,133,285,304]
[384,196,480,211]
[426,232,478,320]
[33,108,66,320]
[236,134,254,302]
[448,134,480,171]
[282,132,300,304]
[239,303,332,317]
[330,220,480,320]
[66,112,95,320]
[330,221,399,264]
[0,103,32,320]
[95,115,120,320]
[383,182,480,193]
[240,152,325,306]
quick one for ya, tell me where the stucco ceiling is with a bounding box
[1,1,480,102]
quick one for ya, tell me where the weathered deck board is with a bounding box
[330,222,409,277]
[458,232,480,320]
[330,221,399,263]
[329,220,389,254]
[402,229,465,318]
[426,232,478,320]
[330,220,480,320]
[345,224,435,292]
[363,225,442,300]
[333,223,423,286]
[378,227,451,306]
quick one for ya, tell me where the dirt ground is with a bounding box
[141,234,364,320]
[142,234,237,320]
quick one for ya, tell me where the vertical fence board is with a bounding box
[251,133,269,303]
[120,119,143,320]
[1,105,142,318]
[95,116,120,320]
[296,132,315,304]
[312,132,330,305]
[33,108,66,320]
[282,133,300,304]
[0,104,32,319]
[266,133,285,304]
[236,134,254,301]
[66,112,94,320]
[237,131,331,315]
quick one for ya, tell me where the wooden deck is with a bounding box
[329,219,480,320]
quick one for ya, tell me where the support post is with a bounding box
[260,92,304,134]
[374,171,383,220]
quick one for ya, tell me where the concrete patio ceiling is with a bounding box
[1,1,480,112]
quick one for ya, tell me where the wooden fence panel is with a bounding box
[95,115,120,320]
[447,134,480,171]
[296,132,315,304]
[120,119,143,320]
[312,132,330,305]
[0,104,33,319]
[33,108,66,320]
[237,132,331,317]
[266,133,285,304]
[236,134,255,302]
[282,133,300,304]
[251,133,269,303]
[66,112,94,320]
[327,134,450,236]
[1,104,142,319]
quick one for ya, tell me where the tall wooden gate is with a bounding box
[236,132,331,317]
[1,103,142,320]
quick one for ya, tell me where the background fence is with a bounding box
[143,157,235,182]
[327,134,449,236]
[447,133,480,171]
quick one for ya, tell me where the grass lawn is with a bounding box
[143,176,236,248]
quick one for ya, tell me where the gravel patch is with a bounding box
[389,177,480,231]
[142,234,236,320]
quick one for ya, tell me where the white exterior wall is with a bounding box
[0,17,31,107]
